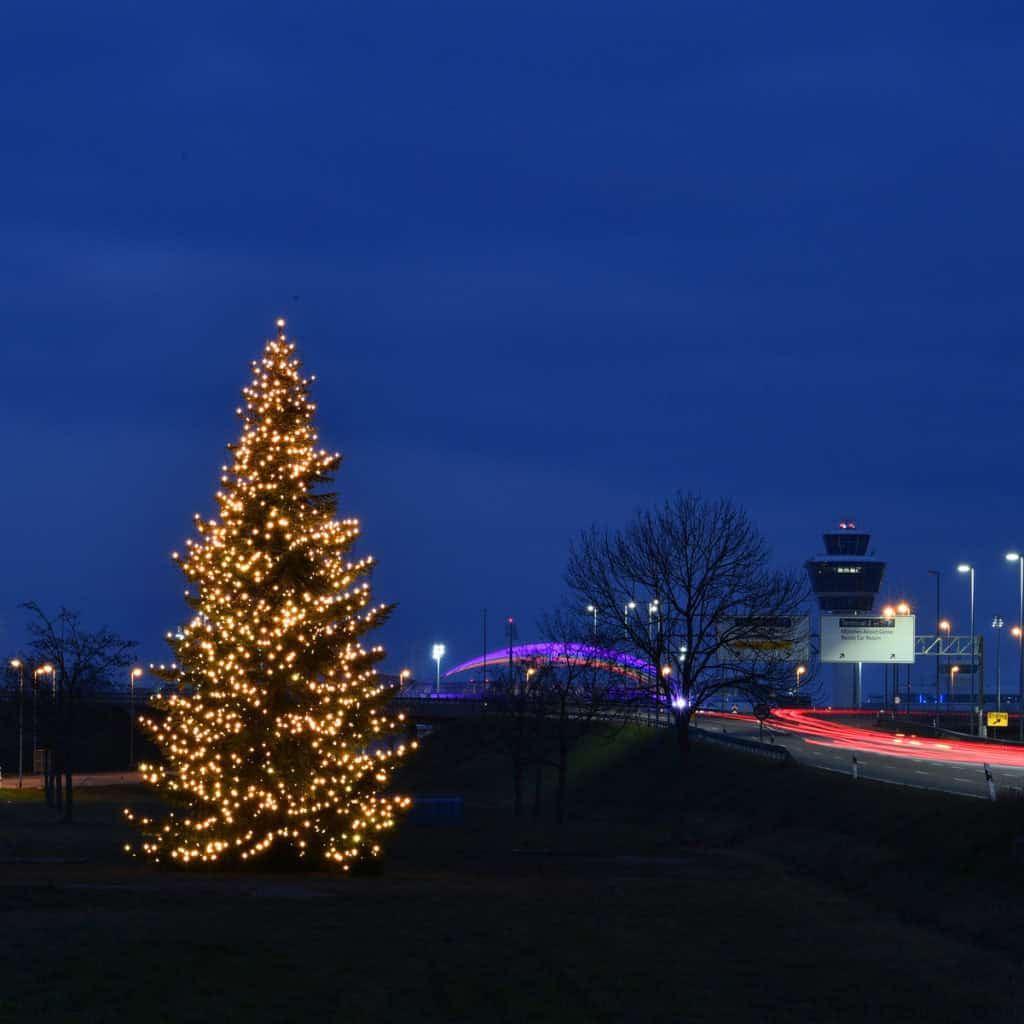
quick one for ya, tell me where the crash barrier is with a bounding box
[691,726,791,764]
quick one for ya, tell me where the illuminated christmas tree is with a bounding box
[127,320,414,869]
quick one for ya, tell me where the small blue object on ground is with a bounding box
[408,796,464,825]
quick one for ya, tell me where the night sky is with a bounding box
[4,2,1024,682]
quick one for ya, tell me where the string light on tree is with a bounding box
[125,319,414,869]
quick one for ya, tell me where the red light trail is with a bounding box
[703,708,1024,768]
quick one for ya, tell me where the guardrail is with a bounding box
[691,726,791,763]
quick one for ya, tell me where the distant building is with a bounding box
[805,521,886,706]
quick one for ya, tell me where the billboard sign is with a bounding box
[719,615,810,663]
[820,615,915,664]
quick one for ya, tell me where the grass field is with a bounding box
[2,724,1024,1023]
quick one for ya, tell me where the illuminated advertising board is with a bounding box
[820,614,915,664]
[719,615,810,663]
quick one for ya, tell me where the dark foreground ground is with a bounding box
[3,725,1024,1023]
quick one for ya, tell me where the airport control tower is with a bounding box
[806,521,886,705]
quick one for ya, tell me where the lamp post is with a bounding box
[9,659,23,788]
[992,617,1005,713]
[34,663,53,789]
[795,665,806,697]
[950,664,960,711]
[938,619,951,718]
[648,599,660,643]
[623,601,636,626]
[883,606,896,711]
[928,569,941,715]
[586,605,598,638]
[659,664,672,724]
[31,665,45,765]
[399,668,412,691]
[957,564,976,732]
[898,603,911,715]
[431,644,445,696]
[1006,553,1024,740]
[129,667,143,767]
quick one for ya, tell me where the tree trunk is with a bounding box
[556,703,569,825]
[675,710,691,766]
[43,749,53,808]
[512,750,524,818]
[53,738,63,813]
[63,693,74,824]
[531,759,543,820]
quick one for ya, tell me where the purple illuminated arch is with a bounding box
[445,642,657,681]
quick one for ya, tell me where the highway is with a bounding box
[703,708,1024,800]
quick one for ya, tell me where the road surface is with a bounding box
[702,709,1024,799]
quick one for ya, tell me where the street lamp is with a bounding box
[882,606,896,707]
[1007,553,1024,740]
[399,668,412,691]
[928,569,943,717]
[992,617,1005,712]
[623,600,636,625]
[31,664,47,764]
[431,644,445,695]
[796,665,807,693]
[9,659,23,788]
[957,564,977,732]
[659,664,672,724]
[586,605,598,637]
[896,601,910,616]
[129,667,143,767]
[950,663,960,709]
[1013,625,1023,729]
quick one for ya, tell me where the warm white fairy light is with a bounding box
[125,321,415,869]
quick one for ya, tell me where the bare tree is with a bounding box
[22,603,136,822]
[566,494,808,766]
[537,610,640,823]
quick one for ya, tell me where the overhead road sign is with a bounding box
[821,615,915,664]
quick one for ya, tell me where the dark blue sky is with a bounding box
[3,1,1024,681]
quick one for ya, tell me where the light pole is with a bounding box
[957,564,976,733]
[129,667,143,768]
[992,618,1005,713]
[928,569,941,714]
[586,605,598,638]
[950,664,960,712]
[898,603,911,715]
[399,668,412,691]
[1006,553,1024,740]
[31,665,44,765]
[9,659,23,788]
[659,665,672,725]
[883,606,896,711]
[796,665,806,696]
[938,619,951,718]
[648,599,660,643]
[623,600,636,626]
[431,644,445,696]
